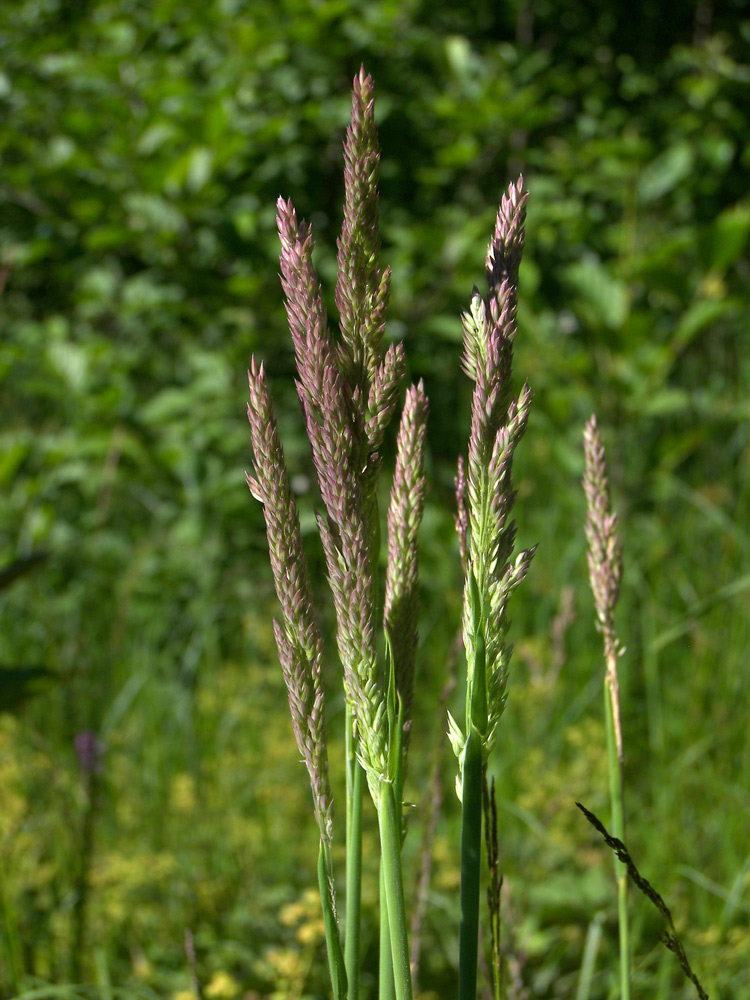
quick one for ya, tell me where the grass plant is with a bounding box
[448,178,535,1000]
[247,68,534,1000]
[247,69,427,1000]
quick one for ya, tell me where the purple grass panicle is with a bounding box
[336,67,391,394]
[270,69,425,802]
[74,730,105,776]
[246,358,333,848]
[275,200,387,796]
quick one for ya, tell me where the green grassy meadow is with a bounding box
[1,2,749,997]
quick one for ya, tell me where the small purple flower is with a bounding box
[74,730,105,776]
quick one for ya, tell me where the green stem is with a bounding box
[458,727,483,1000]
[378,780,413,1000]
[71,767,99,982]
[604,678,630,1000]
[318,842,347,1000]
[379,861,395,1000]
[346,707,363,1000]
[380,699,408,1000]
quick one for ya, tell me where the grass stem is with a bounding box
[458,726,483,1000]
[604,677,630,1000]
[345,707,363,1000]
[379,862,395,1000]
[318,842,347,1000]
[378,779,413,1000]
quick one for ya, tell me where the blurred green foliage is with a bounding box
[1,0,749,997]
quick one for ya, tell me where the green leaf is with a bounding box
[673,298,736,354]
[637,141,694,203]
[565,258,629,330]
[705,202,750,271]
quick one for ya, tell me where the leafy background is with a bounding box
[1,0,749,997]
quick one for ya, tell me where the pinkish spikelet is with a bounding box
[336,67,387,388]
[247,359,333,846]
[384,381,429,736]
[366,341,406,452]
[455,456,469,571]
[583,414,623,665]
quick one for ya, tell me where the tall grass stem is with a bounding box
[345,707,363,1000]
[458,726,483,1000]
[605,680,630,1000]
[318,843,347,1000]
[379,863,395,1000]
[0,861,23,994]
[378,780,413,1000]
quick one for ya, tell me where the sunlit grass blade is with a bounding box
[575,912,604,1000]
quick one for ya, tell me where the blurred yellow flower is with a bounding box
[132,950,151,980]
[279,901,306,926]
[170,772,197,813]
[265,947,301,980]
[296,917,324,946]
[205,970,241,999]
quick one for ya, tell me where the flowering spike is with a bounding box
[384,381,429,744]
[452,177,535,783]
[366,341,406,453]
[336,66,387,391]
[246,358,333,847]
[583,414,624,756]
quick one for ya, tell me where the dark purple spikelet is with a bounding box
[276,198,364,542]
[246,358,333,844]
[384,381,429,735]
[276,198,384,782]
